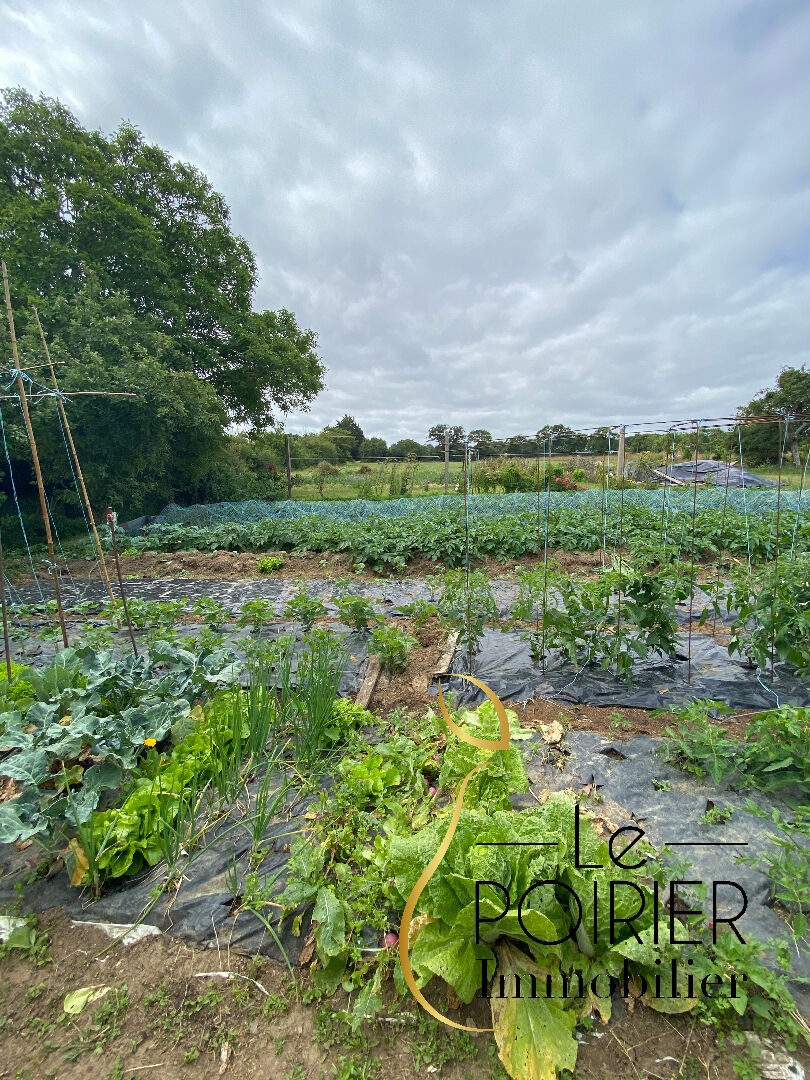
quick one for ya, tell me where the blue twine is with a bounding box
[548,658,591,699]
[0,404,43,599]
[755,671,780,708]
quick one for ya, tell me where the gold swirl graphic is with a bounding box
[398,675,510,1033]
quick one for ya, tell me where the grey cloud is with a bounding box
[1,0,809,442]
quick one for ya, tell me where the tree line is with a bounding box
[291,371,809,468]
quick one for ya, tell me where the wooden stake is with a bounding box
[106,508,139,657]
[33,308,115,602]
[444,430,450,494]
[284,434,293,499]
[1,260,68,648]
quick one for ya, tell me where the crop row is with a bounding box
[127,503,810,568]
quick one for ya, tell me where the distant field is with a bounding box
[285,455,805,501]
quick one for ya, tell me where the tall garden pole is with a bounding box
[33,308,115,603]
[444,430,450,494]
[1,260,69,648]
[285,434,293,498]
[106,507,139,657]
[616,425,626,480]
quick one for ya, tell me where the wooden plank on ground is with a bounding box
[651,468,685,486]
[433,631,459,676]
[355,655,382,708]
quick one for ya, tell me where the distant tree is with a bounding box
[359,436,388,459]
[390,438,432,459]
[626,432,668,453]
[676,427,730,462]
[291,433,350,466]
[468,429,496,457]
[427,424,465,452]
[503,434,532,456]
[736,366,810,467]
[331,415,365,459]
[586,428,614,454]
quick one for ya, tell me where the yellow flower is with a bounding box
[143,738,157,748]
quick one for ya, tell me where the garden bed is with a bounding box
[1,556,808,1080]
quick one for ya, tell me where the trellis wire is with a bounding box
[685,421,701,684]
[540,434,552,671]
[789,443,810,559]
[0,405,42,598]
[737,426,753,579]
[462,437,473,674]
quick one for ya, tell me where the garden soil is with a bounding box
[3,909,801,1080]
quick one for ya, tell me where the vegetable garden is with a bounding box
[1,485,809,1080]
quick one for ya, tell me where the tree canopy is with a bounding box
[737,366,810,467]
[0,87,325,515]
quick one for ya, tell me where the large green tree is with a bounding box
[735,366,810,467]
[322,415,364,460]
[0,88,325,515]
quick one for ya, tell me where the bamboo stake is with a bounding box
[1,260,68,648]
[0,519,12,679]
[106,508,139,657]
[33,308,115,602]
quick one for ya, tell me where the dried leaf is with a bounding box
[63,984,111,1014]
[67,837,89,886]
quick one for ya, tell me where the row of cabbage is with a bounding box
[127,502,810,568]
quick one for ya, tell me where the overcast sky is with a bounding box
[2,1,809,442]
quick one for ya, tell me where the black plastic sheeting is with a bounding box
[0,773,319,965]
[11,575,447,612]
[521,731,810,1013]
[437,629,808,711]
[2,730,806,1014]
[11,621,370,699]
[660,460,776,488]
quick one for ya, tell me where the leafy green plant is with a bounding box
[390,793,672,1079]
[509,564,556,660]
[737,804,810,938]
[437,568,498,669]
[191,596,230,630]
[660,701,810,797]
[0,917,50,965]
[284,587,327,630]
[338,751,402,802]
[238,598,277,633]
[723,555,810,675]
[544,559,689,688]
[658,700,738,782]
[0,643,244,847]
[333,594,379,632]
[398,599,438,630]
[258,554,286,574]
[700,805,733,826]
[437,699,532,809]
[367,624,417,676]
[609,711,631,731]
[72,692,248,887]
